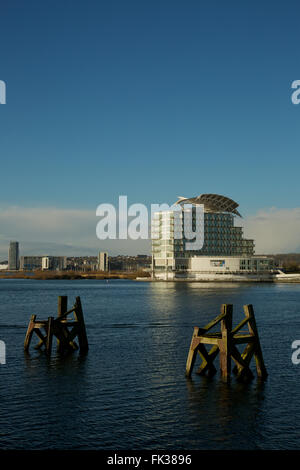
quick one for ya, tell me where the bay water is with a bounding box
[0,279,299,450]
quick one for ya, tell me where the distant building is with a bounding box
[66,256,97,271]
[8,241,19,270]
[20,255,67,271]
[66,255,151,272]
[20,256,42,271]
[98,252,109,272]
[42,257,51,270]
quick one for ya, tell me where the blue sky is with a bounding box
[0,0,299,256]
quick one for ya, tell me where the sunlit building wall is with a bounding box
[151,194,273,280]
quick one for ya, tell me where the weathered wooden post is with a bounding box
[73,296,89,353]
[244,304,268,379]
[24,296,88,357]
[57,296,68,352]
[58,296,68,319]
[46,317,54,356]
[24,315,37,352]
[219,304,233,382]
[185,327,201,378]
[185,307,228,378]
[185,304,267,382]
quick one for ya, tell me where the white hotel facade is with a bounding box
[151,194,274,281]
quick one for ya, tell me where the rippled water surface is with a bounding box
[0,279,300,449]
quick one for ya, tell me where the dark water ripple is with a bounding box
[0,279,299,449]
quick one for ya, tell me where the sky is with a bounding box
[0,0,299,258]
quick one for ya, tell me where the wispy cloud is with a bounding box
[0,204,150,259]
[0,204,299,260]
[241,207,300,254]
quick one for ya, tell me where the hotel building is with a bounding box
[151,194,274,280]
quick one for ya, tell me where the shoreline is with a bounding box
[0,272,299,283]
[148,279,300,283]
[0,271,151,281]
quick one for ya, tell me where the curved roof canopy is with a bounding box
[174,194,242,217]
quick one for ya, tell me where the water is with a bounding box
[0,279,299,450]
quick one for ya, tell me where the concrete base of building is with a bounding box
[153,271,276,282]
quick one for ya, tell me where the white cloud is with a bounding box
[0,204,150,259]
[0,204,299,260]
[240,207,300,254]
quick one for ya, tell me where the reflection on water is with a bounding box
[151,281,250,289]
[0,279,299,449]
[185,377,266,448]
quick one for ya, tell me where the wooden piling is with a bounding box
[219,304,233,381]
[185,304,267,382]
[57,296,67,352]
[24,314,37,352]
[73,296,89,353]
[244,304,267,379]
[46,317,54,356]
[24,296,88,356]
